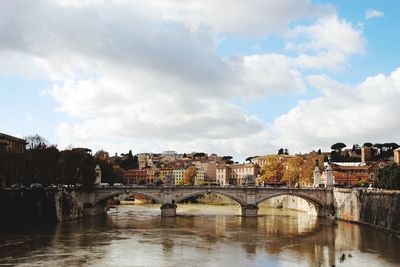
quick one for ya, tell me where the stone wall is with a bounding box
[0,189,107,224]
[54,190,84,221]
[334,188,400,233]
[0,189,57,224]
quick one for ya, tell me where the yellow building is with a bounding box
[159,168,173,182]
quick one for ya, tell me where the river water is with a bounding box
[1,204,399,266]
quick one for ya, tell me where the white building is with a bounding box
[216,163,259,186]
[173,169,185,185]
[194,169,205,185]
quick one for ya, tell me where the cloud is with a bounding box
[365,9,384,20]
[286,15,365,70]
[0,0,370,158]
[271,68,400,153]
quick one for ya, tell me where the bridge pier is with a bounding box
[160,203,177,217]
[317,205,335,218]
[241,204,258,217]
[83,201,107,217]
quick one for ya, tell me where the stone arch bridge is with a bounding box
[80,186,334,217]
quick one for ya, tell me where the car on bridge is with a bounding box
[97,183,110,188]
[30,183,42,189]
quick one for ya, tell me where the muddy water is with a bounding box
[1,204,399,266]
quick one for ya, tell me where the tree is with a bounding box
[119,150,139,170]
[25,134,48,150]
[94,150,109,160]
[222,156,233,164]
[25,144,61,186]
[184,166,197,185]
[282,157,302,187]
[79,155,96,192]
[299,154,324,186]
[96,158,123,184]
[277,148,284,155]
[363,142,373,147]
[245,156,256,163]
[193,152,206,159]
[331,143,346,151]
[378,164,400,189]
[260,155,284,184]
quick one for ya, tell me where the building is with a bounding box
[123,169,147,185]
[361,146,372,163]
[193,161,217,182]
[0,133,26,154]
[216,163,259,186]
[146,168,157,184]
[216,164,230,186]
[159,168,173,182]
[173,169,185,185]
[394,148,400,165]
[194,169,206,185]
[253,155,292,170]
[329,161,386,186]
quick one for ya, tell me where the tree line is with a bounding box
[0,135,139,191]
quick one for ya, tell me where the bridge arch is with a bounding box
[93,191,162,206]
[175,190,246,206]
[256,192,325,211]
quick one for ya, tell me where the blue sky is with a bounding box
[1,0,399,160]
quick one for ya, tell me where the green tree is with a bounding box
[331,142,346,151]
[96,158,123,184]
[119,150,139,170]
[378,164,400,189]
[79,155,96,191]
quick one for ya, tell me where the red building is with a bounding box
[331,161,386,186]
[123,169,147,185]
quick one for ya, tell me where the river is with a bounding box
[1,204,399,266]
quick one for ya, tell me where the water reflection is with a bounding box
[0,204,399,266]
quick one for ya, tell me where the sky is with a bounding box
[1,0,400,161]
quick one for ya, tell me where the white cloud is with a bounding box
[271,68,400,152]
[129,0,334,36]
[365,9,384,20]
[286,15,365,71]
[0,0,372,158]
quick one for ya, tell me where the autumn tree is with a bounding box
[260,155,284,184]
[299,154,324,186]
[184,166,197,185]
[282,157,302,187]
